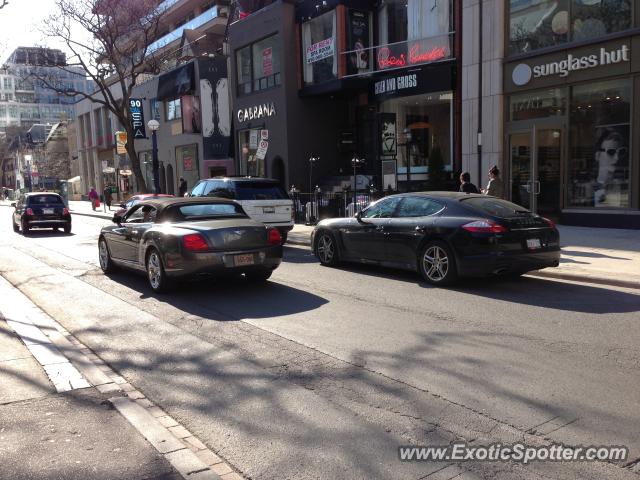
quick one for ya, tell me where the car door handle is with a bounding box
[415,226,426,233]
[131,230,139,235]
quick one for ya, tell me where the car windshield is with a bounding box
[175,203,246,220]
[460,197,530,217]
[29,195,62,204]
[235,182,288,201]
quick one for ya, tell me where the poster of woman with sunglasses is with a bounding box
[593,126,629,208]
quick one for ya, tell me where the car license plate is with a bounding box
[234,253,254,266]
[43,208,54,214]
[526,238,541,250]
[263,206,275,214]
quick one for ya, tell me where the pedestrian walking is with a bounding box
[482,166,504,198]
[103,184,112,212]
[178,177,188,197]
[459,172,479,194]
[88,187,99,211]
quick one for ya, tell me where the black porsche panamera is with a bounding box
[311,192,560,285]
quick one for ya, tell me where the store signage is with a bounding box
[255,140,268,160]
[129,98,146,139]
[115,131,127,154]
[374,73,418,96]
[237,102,276,123]
[512,44,630,86]
[306,37,334,64]
[377,44,448,70]
[262,47,273,76]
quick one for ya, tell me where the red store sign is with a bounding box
[377,43,449,70]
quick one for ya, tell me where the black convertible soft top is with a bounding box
[136,196,240,213]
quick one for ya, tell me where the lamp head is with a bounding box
[147,119,160,131]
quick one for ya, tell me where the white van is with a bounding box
[189,177,294,242]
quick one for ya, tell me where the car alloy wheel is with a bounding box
[21,220,29,235]
[12,220,18,232]
[98,238,115,273]
[316,232,338,266]
[420,241,457,285]
[146,249,170,293]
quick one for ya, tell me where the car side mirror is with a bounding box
[112,214,122,225]
[355,210,366,223]
[119,203,126,208]
[10,202,16,207]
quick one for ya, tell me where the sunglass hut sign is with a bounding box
[512,44,629,86]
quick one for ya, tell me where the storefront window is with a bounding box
[235,35,282,96]
[379,91,453,176]
[302,10,337,85]
[509,0,631,55]
[509,88,566,121]
[568,78,630,208]
[376,0,451,71]
[176,144,199,190]
[238,129,266,177]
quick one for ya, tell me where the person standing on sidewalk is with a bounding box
[482,166,504,198]
[103,184,112,212]
[88,187,99,211]
[178,177,188,197]
[459,172,479,194]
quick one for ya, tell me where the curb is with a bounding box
[527,270,640,290]
[69,210,113,220]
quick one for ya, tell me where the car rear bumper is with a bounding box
[164,245,283,278]
[456,249,561,277]
[24,219,71,228]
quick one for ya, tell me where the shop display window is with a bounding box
[509,88,566,121]
[379,91,453,175]
[238,129,266,177]
[568,78,630,208]
[235,34,282,96]
[175,144,199,191]
[509,0,631,55]
[302,10,337,85]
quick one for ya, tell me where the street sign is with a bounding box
[255,140,268,160]
[129,98,147,139]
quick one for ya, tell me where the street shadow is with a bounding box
[22,230,74,238]
[561,249,632,260]
[281,245,318,264]
[104,269,328,321]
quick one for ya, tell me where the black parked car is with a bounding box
[311,192,560,285]
[12,192,71,234]
[98,197,283,292]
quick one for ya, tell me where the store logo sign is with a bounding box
[374,73,417,96]
[237,102,276,123]
[513,45,630,86]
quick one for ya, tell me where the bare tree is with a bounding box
[33,0,167,193]
[0,1,8,10]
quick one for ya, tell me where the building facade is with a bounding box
[463,0,640,228]
[228,0,460,193]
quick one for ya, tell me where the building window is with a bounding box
[376,0,451,70]
[302,10,337,85]
[3,77,11,90]
[509,0,631,55]
[568,78,630,208]
[379,91,453,177]
[150,98,162,120]
[238,128,265,177]
[235,34,281,96]
[166,97,182,121]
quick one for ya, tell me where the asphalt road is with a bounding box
[1,207,639,479]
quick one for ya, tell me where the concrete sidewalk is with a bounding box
[3,199,638,289]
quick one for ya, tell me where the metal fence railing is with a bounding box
[290,190,380,225]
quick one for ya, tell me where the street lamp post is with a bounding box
[308,155,319,193]
[147,120,160,193]
[24,154,33,192]
[403,128,412,191]
[351,156,364,212]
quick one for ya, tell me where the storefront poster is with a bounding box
[347,10,370,75]
[586,125,629,208]
[255,140,268,160]
[262,47,273,76]
[183,156,193,171]
[380,113,397,156]
[157,62,195,99]
[198,58,231,159]
[306,37,334,64]
[181,95,202,134]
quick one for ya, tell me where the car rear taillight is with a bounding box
[542,217,556,229]
[268,228,282,245]
[182,233,209,252]
[25,208,34,216]
[462,220,508,234]
[63,207,70,215]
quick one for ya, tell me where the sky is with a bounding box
[0,0,89,63]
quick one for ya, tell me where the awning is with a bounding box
[157,61,195,100]
[67,176,81,183]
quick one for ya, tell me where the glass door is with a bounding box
[508,126,563,215]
